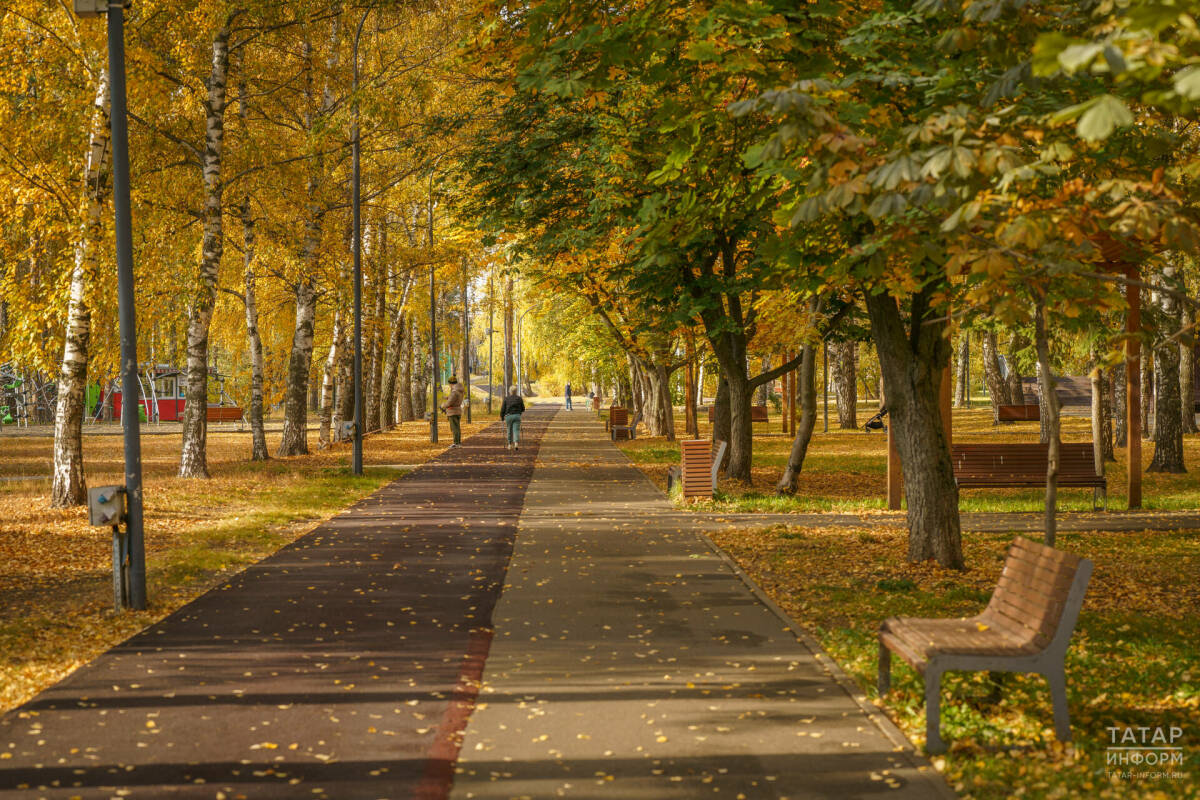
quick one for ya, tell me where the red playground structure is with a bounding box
[109,365,243,423]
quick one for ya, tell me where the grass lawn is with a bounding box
[617,404,1200,513]
[0,415,490,713]
[710,525,1199,799]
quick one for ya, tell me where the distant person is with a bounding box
[500,384,525,451]
[442,376,464,446]
[564,381,573,410]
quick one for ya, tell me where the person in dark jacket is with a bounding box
[564,381,573,410]
[500,385,525,450]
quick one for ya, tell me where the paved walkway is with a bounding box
[452,409,952,799]
[0,406,954,799]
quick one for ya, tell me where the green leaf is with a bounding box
[1057,43,1103,73]
[1175,66,1200,99]
[1076,94,1133,141]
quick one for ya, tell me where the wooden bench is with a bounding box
[998,403,1039,422]
[952,442,1106,508]
[705,405,769,423]
[667,440,728,499]
[605,406,627,433]
[206,405,244,423]
[878,537,1094,754]
[611,410,642,441]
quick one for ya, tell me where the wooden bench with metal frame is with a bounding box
[610,410,642,441]
[667,439,728,499]
[604,406,627,433]
[878,537,1093,754]
[952,442,1107,510]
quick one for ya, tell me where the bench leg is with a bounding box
[1047,668,1072,743]
[925,667,946,754]
[877,642,891,695]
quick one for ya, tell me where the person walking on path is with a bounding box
[564,381,573,410]
[500,384,525,451]
[442,376,465,446]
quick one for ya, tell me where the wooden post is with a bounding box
[1127,264,1142,509]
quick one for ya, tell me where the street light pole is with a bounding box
[76,0,147,609]
[351,11,368,476]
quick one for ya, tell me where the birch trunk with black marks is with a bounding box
[865,288,963,569]
[981,330,1008,424]
[278,23,339,457]
[381,276,413,430]
[367,269,385,432]
[240,198,268,461]
[412,327,429,419]
[953,335,969,408]
[399,314,414,421]
[52,70,110,507]
[1180,319,1197,434]
[1034,299,1060,547]
[1141,353,1153,439]
[1149,266,1186,472]
[1114,364,1127,447]
[180,25,231,479]
[1005,333,1029,404]
[336,318,353,430]
[318,310,342,448]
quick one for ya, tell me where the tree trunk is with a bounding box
[240,198,268,461]
[278,277,317,456]
[1037,361,1052,445]
[864,289,963,569]
[318,310,341,448]
[1005,332,1028,404]
[640,358,676,440]
[776,338,818,493]
[1180,308,1197,434]
[1100,366,1114,461]
[1114,364,1127,447]
[1149,267,1186,472]
[278,23,337,457]
[1090,358,1106,500]
[1034,299,1060,548]
[52,70,111,508]
[461,265,471,423]
[1142,352,1153,439]
[399,314,414,421]
[953,334,969,408]
[412,328,428,419]
[366,271,385,432]
[179,25,231,479]
[980,330,1008,424]
[712,379,731,472]
[831,339,857,429]
[381,302,407,430]
[503,275,514,391]
[336,318,354,430]
[755,356,771,406]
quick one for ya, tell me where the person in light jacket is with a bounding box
[441,376,464,446]
[500,385,525,451]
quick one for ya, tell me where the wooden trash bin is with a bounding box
[680,439,714,500]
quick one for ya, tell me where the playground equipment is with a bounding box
[109,364,243,423]
[0,364,56,427]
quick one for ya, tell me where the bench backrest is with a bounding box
[984,537,1092,652]
[609,406,628,426]
[951,442,1099,477]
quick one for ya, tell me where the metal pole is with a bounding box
[822,339,829,433]
[487,271,494,413]
[108,3,146,610]
[429,176,438,443]
[351,13,366,476]
[463,262,471,423]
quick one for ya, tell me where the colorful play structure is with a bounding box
[104,364,243,424]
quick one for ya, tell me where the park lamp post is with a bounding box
[350,11,369,477]
[73,0,147,610]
